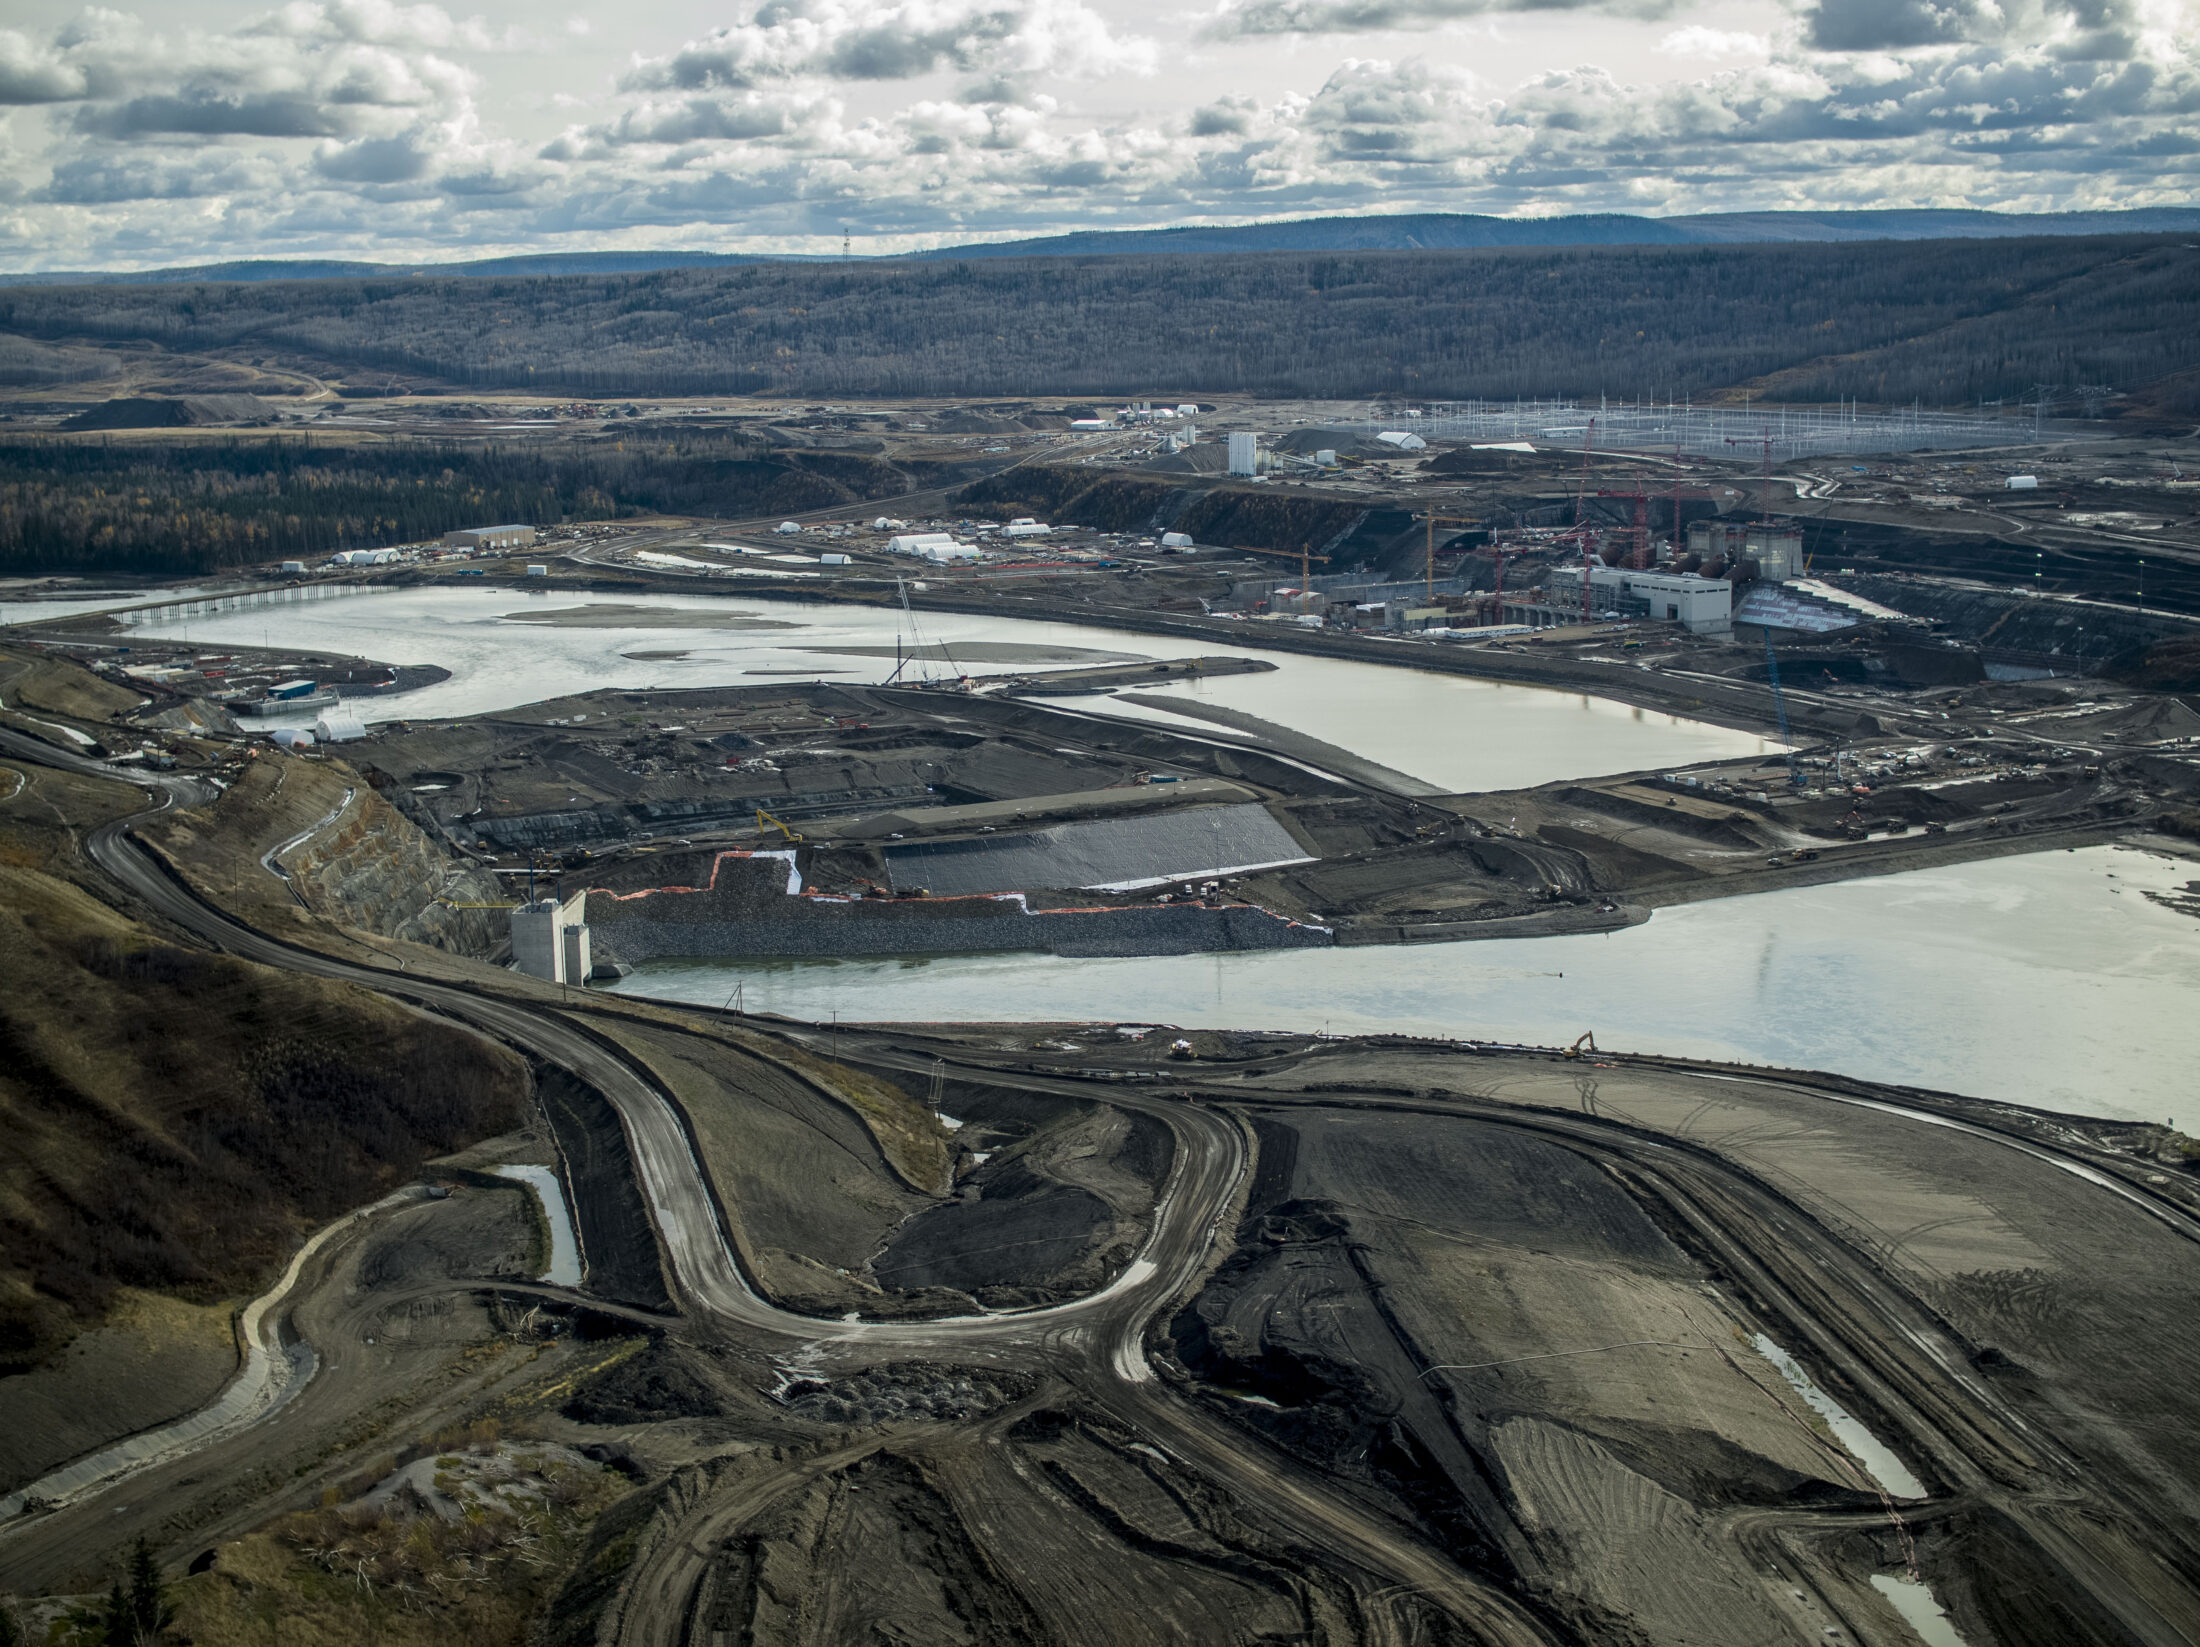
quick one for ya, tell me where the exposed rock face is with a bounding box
[279,783,506,954]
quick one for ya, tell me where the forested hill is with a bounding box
[915,207,2200,259]
[1,235,2194,409]
[8,207,2200,284]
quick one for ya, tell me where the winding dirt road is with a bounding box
[7,725,2196,1646]
[0,727,1557,1644]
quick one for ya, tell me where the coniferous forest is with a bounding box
[0,435,942,575]
[2,235,2193,409]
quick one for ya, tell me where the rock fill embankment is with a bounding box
[583,850,1329,962]
[883,803,1312,896]
[1840,574,2190,670]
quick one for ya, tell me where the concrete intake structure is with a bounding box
[511,890,590,981]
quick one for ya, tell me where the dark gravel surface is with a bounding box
[591,901,1329,961]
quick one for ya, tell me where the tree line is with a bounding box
[0,432,946,575]
[1,235,2192,409]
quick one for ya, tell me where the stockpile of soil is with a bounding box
[59,396,278,430]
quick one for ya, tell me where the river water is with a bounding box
[117,587,1774,792]
[604,845,2200,1130]
[0,583,252,626]
[102,587,2200,1127]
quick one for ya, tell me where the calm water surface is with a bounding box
[0,583,250,626]
[604,845,2200,1130]
[124,587,1772,791]
[122,587,2198,1125]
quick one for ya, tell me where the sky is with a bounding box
[0,0,2194,268]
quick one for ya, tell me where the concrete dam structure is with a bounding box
[580,849,1331,963]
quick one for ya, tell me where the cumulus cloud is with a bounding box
[2,0,2197,270]
[623,0,1155,91]
[1797,0,2177,53]
[1199,0,1671,41]
[0,9,481,147]
[245,0,501,51]
[0,30,93,104]
[1656,25,1768,56]
[1189,94,1259,134]
[39,146,278,202]
[75,94,347,137]
[314,129,437,179]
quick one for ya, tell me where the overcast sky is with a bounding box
[1,0,2194,268]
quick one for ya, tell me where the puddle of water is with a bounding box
[1871,1574,1972,1647]
[491,1164,583,1286]
[1752,1333,1928,1499]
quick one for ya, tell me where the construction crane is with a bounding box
[756,807,805,844]
[1671,428,1689,560]
[1594,483,1653,569]
[1472,539,1517,611]
[1572,420,1602,621]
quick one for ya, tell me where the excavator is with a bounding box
[755,807,805,845]
[1561,1031,1598,1060]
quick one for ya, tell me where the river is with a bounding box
[117,587,1774,792]
[603,845,2200,1131]
[105,586,2200,1127]
[0,583,253,626]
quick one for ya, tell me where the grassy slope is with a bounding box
[0,855,530,1373]
[0,642,142,724]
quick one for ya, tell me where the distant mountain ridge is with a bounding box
[0,251,806,286]
[6,208,2198,285]
[914,208,2200,257]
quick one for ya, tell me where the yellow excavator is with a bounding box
[756,807,805,845]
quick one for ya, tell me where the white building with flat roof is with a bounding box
[443,524,536,550]
[1553,565,1733,636]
